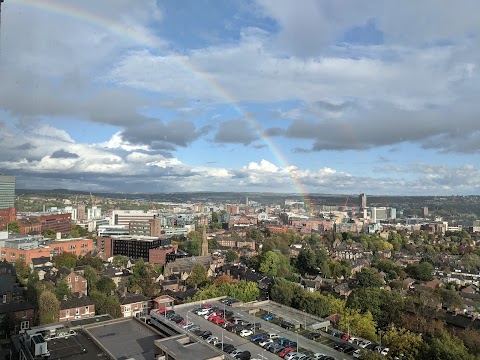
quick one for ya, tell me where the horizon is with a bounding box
[1,1,480,195]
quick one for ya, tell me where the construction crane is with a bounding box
[342,196,349,211]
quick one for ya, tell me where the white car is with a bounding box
[240,329,253,337]
[182,322,194,329]
[196,308,210,316]
[360,340,372,348]
[312,354,326,359]
[206,336,219,345]
[381,347,390,356]
[259,339,273,347]
[285,352,301,360]
[267,333,280,339]
[353,349,361,358]
[230,349,244,357]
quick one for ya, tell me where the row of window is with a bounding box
[65,306,89,316]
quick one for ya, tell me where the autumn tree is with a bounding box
[214,274,237,286]
[39,290,59,325]
[382,325,424,360]
[339,308,377,341]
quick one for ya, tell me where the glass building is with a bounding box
[0,175,15,209]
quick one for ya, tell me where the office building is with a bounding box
[129,219,162,237]
[97,235,171,261]
[0,175,15,209]
[371,207,397,222]
[359,193,367,210]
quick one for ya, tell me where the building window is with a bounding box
[67,277,71,283]
[75,276,78,282]
[75,308,80,315]
[22,310,27,318]
[85,306,89,313]
[124,305,131,312]
[20,321,29,330]
[134,304,138,310]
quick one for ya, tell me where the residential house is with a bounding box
[0,262,35,335]
[46,268,88,296]
[117,293,149,318]
[58,296,95,322]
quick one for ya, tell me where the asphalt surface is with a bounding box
[172,300,352,360]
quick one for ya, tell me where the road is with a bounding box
[173,300,352,360]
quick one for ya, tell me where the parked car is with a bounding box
[269,343,285,353]
[212,316,226,325]
[267,333,280,339]
[187,324,200,332]
[240,329,253,337]
[278,347,294,358]
[305,332,321,340]
[359,340,372,348]
[199,330,212,339]
[196,308,210,316]
[284,340,297,349]
[247,323,261,330]
[201,304,213,310]
[234,350,251,360]
[285,352,301,360]
[353,349,361,358]
[280,321,294,329]
[311,353,326,359]
[262,313,274,321]
[216,343,235,352]
[259,339,274,347]
[250,333,266,342]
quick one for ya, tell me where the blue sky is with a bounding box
[1,0,480,195]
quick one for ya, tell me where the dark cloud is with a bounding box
[51,150,80,159]
[15,143,35,150]
[264,127,286,136]
[311,100,355,112]
[121,120,211,150]
[214,119,258,145]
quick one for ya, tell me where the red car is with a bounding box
[278,348,294,358]
[212,317,226,325]
[202,304,213,309]
[208,314,218,321]
[342,333,351,341]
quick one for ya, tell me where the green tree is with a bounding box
[356,268,383,288]
[103,296,122,318]
[297,246,317,274]
[7,221,20,233]
[382,325,424,360]
[259,251,281,276]
[225,250,239,263]
[128,259,157,296]
[339,308,377,341]
[77,255,104,271]
[236,280,260,302]
[187,263,208,288]
[14,258,30,282]
[96,276,117,295]
[39,290,59,325]
[112,255,129,269]
[423,329,475,360]
[0,312,16,338]
[42,229,57,239]
[53,252,78,270]
[54,279,72,301]
[270,277,296,307]
[83,266,99,293]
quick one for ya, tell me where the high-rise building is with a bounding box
[0,175,15,209]
[359,193,367,210]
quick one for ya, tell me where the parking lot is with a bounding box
[168,299,354,360]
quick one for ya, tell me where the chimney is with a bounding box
[63,295,68,301]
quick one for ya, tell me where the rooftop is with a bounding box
[154,334,223,360]
[86,318,160,360]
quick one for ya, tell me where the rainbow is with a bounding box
[11,0,314,211]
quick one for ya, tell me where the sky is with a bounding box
[0,0,480,195]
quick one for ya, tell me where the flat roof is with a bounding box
[154,335,223,360]
[47,331,109,360]
[87,318,160,360]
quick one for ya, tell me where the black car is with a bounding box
[216,343,235,352]
[225,346,237,354]
[234,350,251,360]
[199,330,212,339]
[285,340,297,348]
[305,332,321,340]
[247,322,261,330]
[170,315,184,324]
[280,321,294,329]
[165,310,175,319]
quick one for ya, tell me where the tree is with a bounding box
[83,266,99,293]
[103,296,122,318]
[406,261,434,281]
[7,221,19,233]
[112,255,129,269]
[42,229,57,239]
[77,255,104,271]
[0,312,15,338]
[457,328,480,356]
[96,276,117,295]
[53,252,78,270]
[214,275,237,286]
[38,290,59,325]
[225,250,238,263]
[270,278,296,307]
[14,258,30,282]
[259,251,281,276]
[356,268,383,288]
[423,329,475,360]
[297,246,317,274]
[235,280,260,302]
[54,279,72,301]
[339,308,377,341]
[382,325,424,360]
[128,259,157,296]
[187,263,208,289]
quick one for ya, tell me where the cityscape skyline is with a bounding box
[1,1,480,195]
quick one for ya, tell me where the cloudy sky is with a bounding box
[1,0,480,195]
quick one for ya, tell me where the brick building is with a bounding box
[38,213,72,234]
[17,217,42,234]
[58,296,95,322]
[148,245,178,265]
[117,293,149,318]
[49,269,88,296]
[0,207,16,231]
[129,219,162,237]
